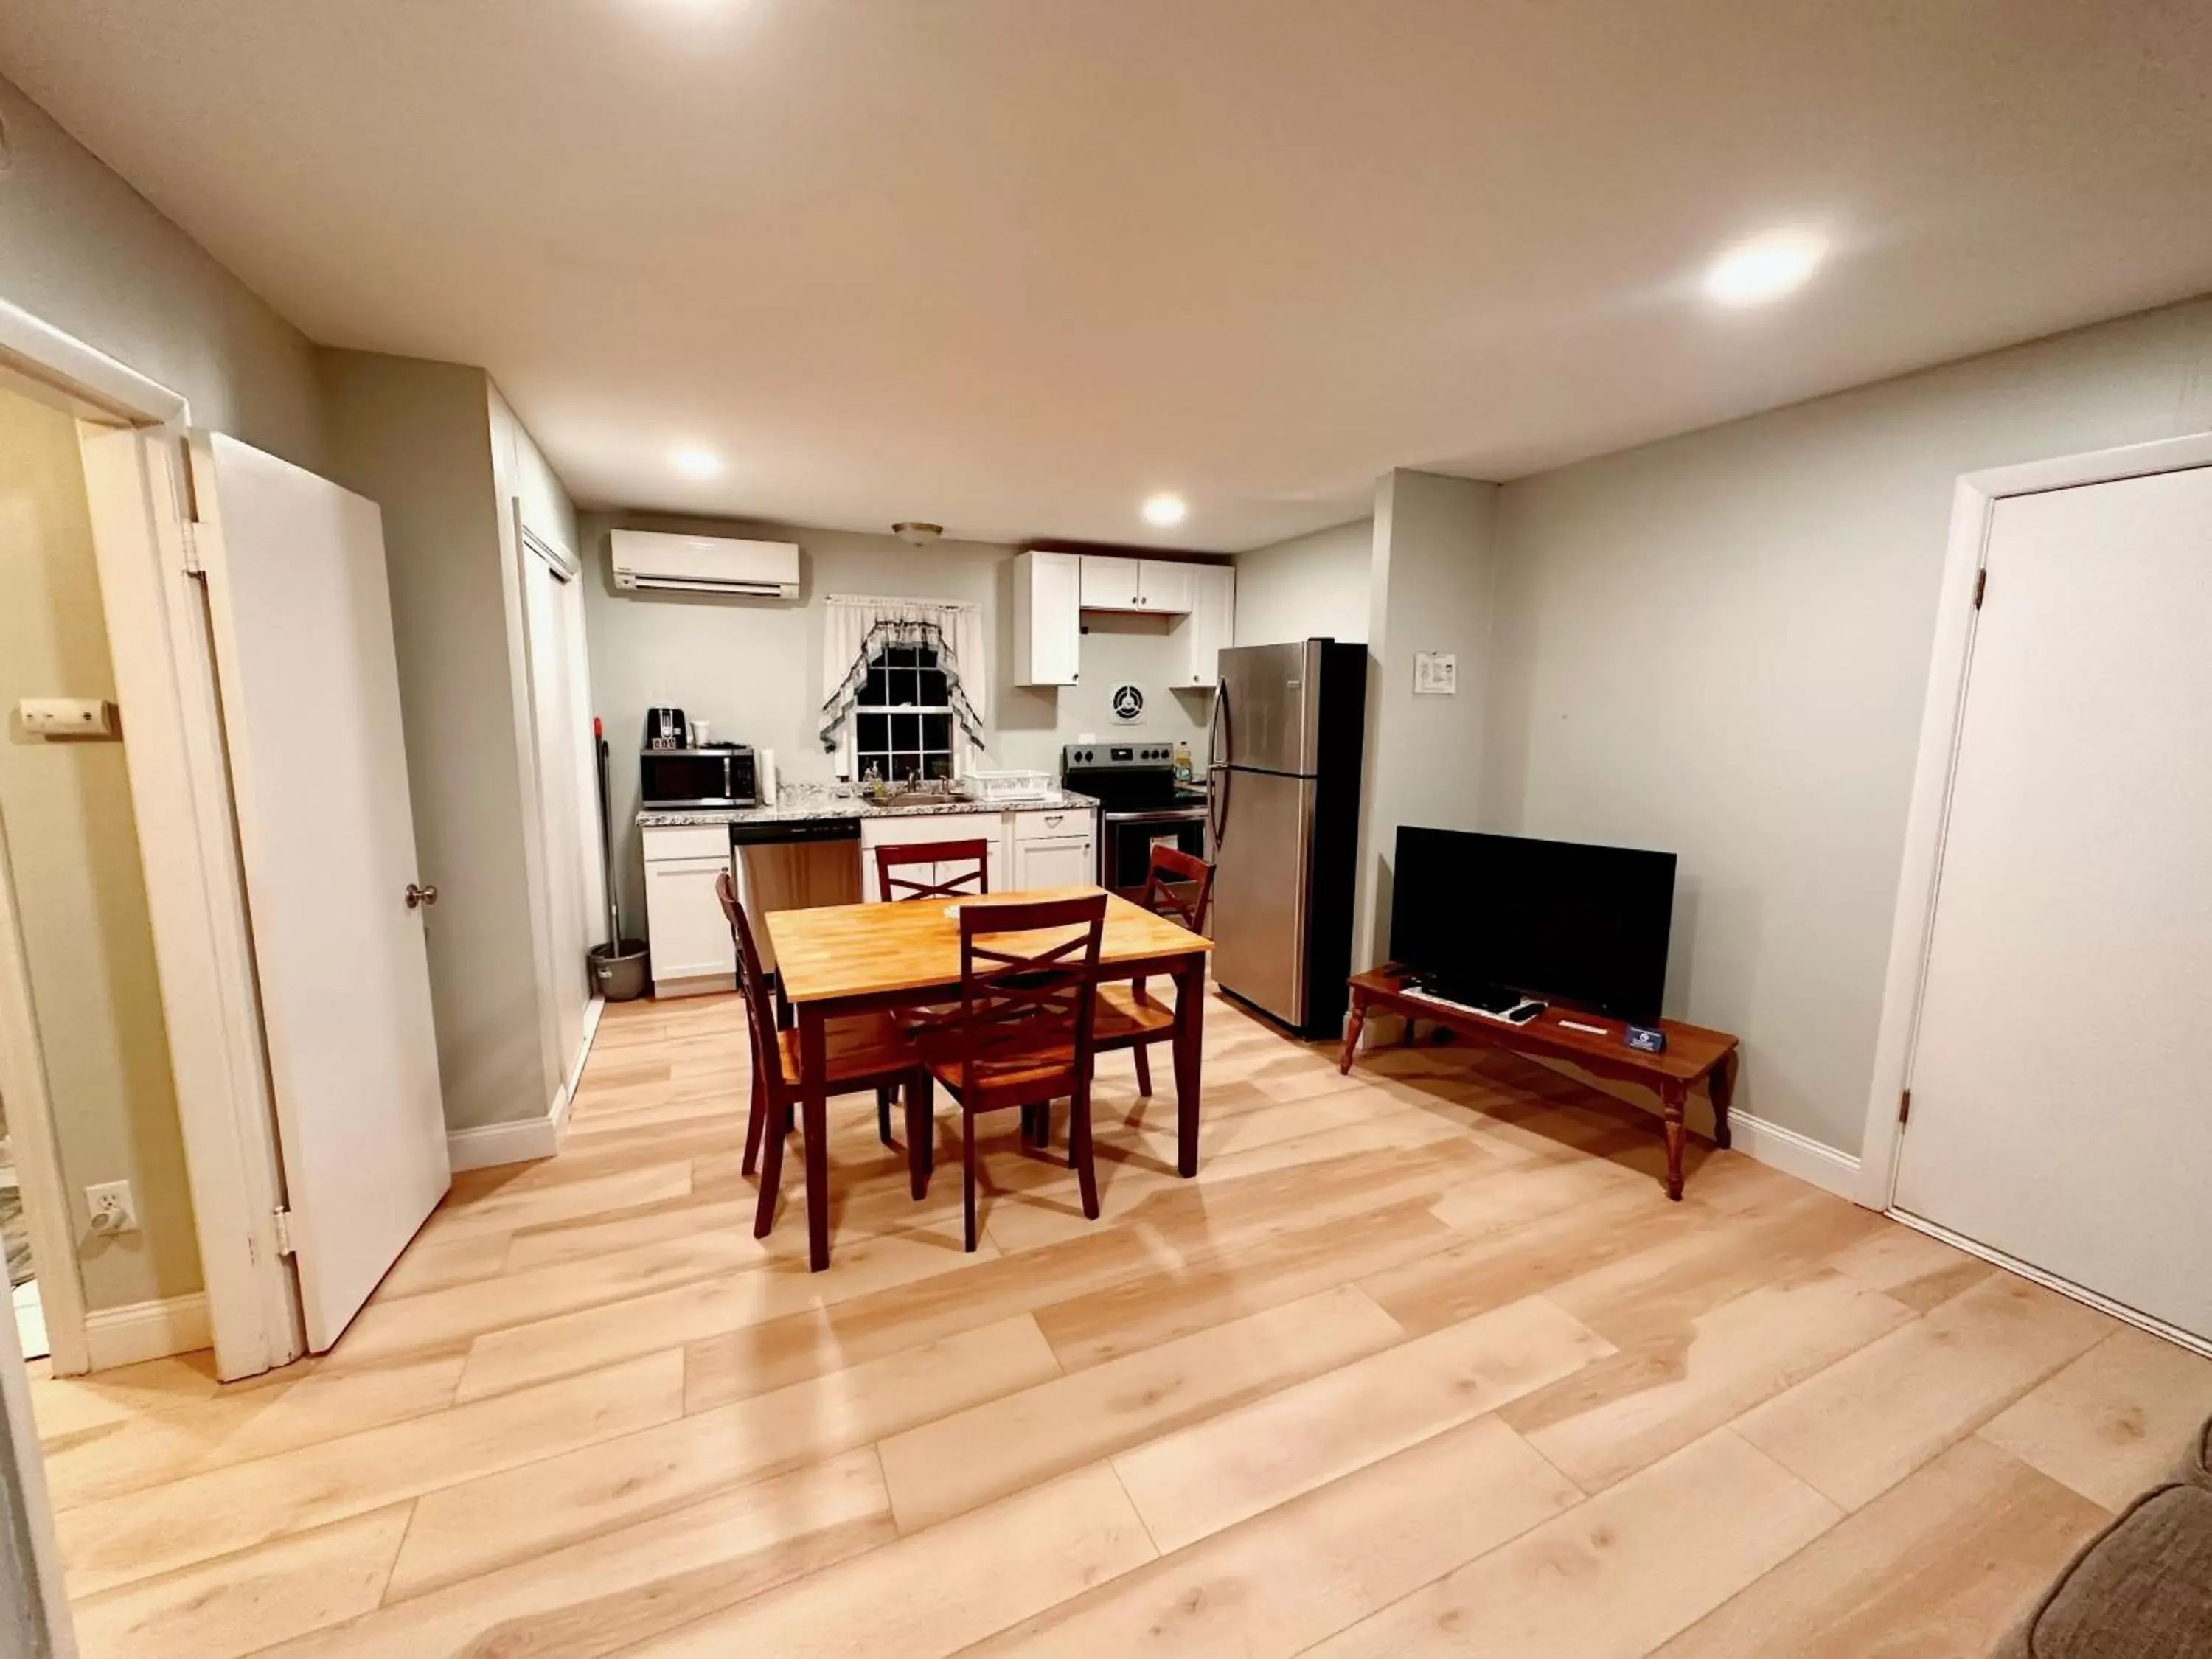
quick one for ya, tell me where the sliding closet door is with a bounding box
[1893,462,2212,1344]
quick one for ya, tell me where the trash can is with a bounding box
[589,939,650,1002]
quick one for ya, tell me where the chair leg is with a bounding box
[754,1091,785,1238]
[905,1073,931,1201]
[1133,1044,1153,1096]
[1071,1084,1100,1221]
[877,1086,894,1148]
[961,1110,978,1253]
[741,1065,767,1177]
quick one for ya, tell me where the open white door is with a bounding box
[1892,462,2212,1347]
[189,433,448,1352]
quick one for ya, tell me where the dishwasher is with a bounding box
[727,816,862,992]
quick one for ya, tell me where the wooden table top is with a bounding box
[1350,966,1736,1082]
[769,886,1214,1004]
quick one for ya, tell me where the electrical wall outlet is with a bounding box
[86,1180,139,1236]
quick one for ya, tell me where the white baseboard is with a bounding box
[83,1291,210,1371]
[1728,1110,1860,1199]
[448,1002,605,1172]
[447,1108,561,1172]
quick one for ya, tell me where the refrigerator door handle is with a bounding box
[1206,680,1231,849]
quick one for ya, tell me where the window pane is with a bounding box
[922,753,953,781]
[863,663,889,705]
[922,712,952,750]
[891,667,921,706]
[857,750,888,778]
[857,712,888,752]
[891,712,922,751]
[917,665,948,705]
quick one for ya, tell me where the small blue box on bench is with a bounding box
[1624,1025,1666,1054]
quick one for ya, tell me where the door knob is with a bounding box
[406,883,439,909]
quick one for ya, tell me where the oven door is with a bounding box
[1101,810,1208,888]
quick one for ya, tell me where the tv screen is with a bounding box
[1388,827,1677,1023]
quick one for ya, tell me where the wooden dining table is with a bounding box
[765,885,1215,1270]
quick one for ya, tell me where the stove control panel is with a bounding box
[1062,742,1175,769]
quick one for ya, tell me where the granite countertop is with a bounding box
[638,782,1096,829]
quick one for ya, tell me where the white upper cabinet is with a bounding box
[1079,554,1142,611]
[1180,563,1237,687]
[1013,550,1082,686]
[1077,554,1196,615]
[1135,560,1194,614]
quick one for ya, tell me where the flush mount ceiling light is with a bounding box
[1703,230,1826,306]
[1141,493,1188,529]
[671,447,723,479]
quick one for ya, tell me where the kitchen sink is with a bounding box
[872,788,979,810]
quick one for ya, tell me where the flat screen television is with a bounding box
[1388,827,1677,1023]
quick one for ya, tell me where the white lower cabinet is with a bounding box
[642,850,735,995]
[858,810,1009,900]
[859,806,1096,900]
[1014,836,1096,889]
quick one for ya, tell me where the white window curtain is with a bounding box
[818,593,990,754]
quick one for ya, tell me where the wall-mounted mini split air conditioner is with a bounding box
[609,529,801,597]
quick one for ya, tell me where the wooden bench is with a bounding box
[1340,967,1739,1200]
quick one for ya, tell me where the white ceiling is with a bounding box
[4,1,2211,551]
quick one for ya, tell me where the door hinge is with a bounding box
[1897,1087,1913,1126]
[1972,568,1987,609]
[271,1207,296,1257]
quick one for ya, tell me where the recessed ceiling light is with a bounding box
[1142,493,1188,528]
[1703,230,1826,307]
[671,447,723,479]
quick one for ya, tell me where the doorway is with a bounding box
[1886,455,2212,1349]
[0,376,176,1380]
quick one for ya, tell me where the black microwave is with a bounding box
[641,746,757,809]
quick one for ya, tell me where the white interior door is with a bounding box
[1894,462,2212,1344]
[519,532,589,1088]
[193,433,448,1353]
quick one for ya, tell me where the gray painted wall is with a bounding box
[1233,518,1373,646]
[318,352,557,1134]
[1354,472,1498,971]
[0,72,325,470]
[1481,293,2212,1156]
[579,512,1218,933]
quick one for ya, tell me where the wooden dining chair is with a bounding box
[874,838,992,902]
[714,872,929,1238]
[908,891,1108,1251]
[1099,844,1216,1096]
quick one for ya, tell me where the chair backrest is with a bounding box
[714,869,779,1085]
[1140,844,1216,933]
[874,838,992,902]
[919,891,1107,1096]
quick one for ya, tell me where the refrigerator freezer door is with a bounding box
[1214,641,1321,776]
[1211,767,1316,1026]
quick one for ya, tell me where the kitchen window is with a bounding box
[850,641,956,783]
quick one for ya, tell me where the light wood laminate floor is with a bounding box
[29,991,2212,1658]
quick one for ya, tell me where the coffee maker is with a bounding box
[644,707,689,750]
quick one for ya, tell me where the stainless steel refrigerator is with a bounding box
[1206,639,1368,1037]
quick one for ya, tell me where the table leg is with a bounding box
[1662,1082,1687,1202]
[799,1001,832,1270]
[1338,990,1368,1075]
[1711,1051,1737,1151]
[1172,953,1205,1178]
